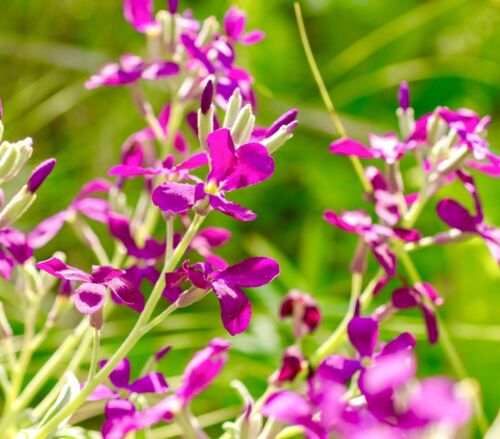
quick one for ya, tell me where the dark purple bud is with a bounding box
[398,81,410,110]
[280,290,321,338]
[285,120,299,134]
[167,0,178,14]
[266,109,298,137]
[154,345,171,362]
[200,80,214,115]
[28,158,56,193]
[272,346,304,384]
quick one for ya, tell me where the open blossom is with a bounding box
[223,6,265,45]
[88,357,169,437]
[437,170,500,265]
[324,209,420,276]
[0,228,32,280]
[86,54,179,89]
[35,257,144,314]
[164,257,280,335]
[104,338,230,439]
[153,128,274,221]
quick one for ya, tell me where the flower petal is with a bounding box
[217,257,280,288]
[208,194,256,221]
[329,138,376,159]
[74,282,106,315]
[36,257,92,282]
[261,390,312,427]
[152,182,196,214]
[347,316,379,358]
[206,128,237,185]
[129,372,169,394]
[212,281,252,335]
[123,0,155,33]
[28,211,69,248]
[436,199,479,232]
[107,277,145,313]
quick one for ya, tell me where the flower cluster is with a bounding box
[0,2,497,439]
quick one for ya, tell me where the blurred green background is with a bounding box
[1,0,499,435]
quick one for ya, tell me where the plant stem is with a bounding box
[32,214,206,439]
[294,2,371,194]
[87,329,100,382]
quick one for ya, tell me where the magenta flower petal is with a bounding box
[176,338,230,403]
[223,6,246,41]
[380,332,416,356]
[36,257,92,282]
[74,282,106,314]
[206,128,237,185]
[221,142,275,191]
[208,194,256,221]
[347,316,379,358]
[217,257,280,287]
[420,302,439,344]
[436,199,479,232]
[195,227,231,248]
[368,239,397,276]
[105,398,136,420]
[163,269,186,303]
[142,62,179,80]
[317,355,361,384]
[240,30,265,45]
[107,277,145,313]
[173,152,208,172]
[392,287,419,309]
[128,372,169,394]
[152,182,196,214]
[212,281,252,335]
[0,250,14,281]
[87,384,118,401]
[73,198,110,223]
[101,358,131,389]
[261,390,312,427]
[329,138,376,159]
[265,109,299,137]
[275,347,304,383]
[123,0,155,33]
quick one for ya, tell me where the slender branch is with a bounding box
[87,329,100,382]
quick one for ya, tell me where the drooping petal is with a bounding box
[163,269,187,303]
[208,194,256,221]
[391,288,419,309]
[329,138,376,159]
[91,266,126,284]
[420,302,439,344]
[0,250,14,280]
[380,332,416,356]
[28,211,69,248]
[152,182,196,214]
[367,239,397,276]
[347,317,379,358]
[107,277,145,313]
[316,355,361,384]
[128,372,169,394]
[35,257,92,282]
[123,0,155,33]
[211,281,252,335]
[176,338,230,403]
[101,358,131,389]
[0,229,32,263]
[217,257,280,288]
[73,198,110,223]
[206,128,237,186]
[436,199,479,232]
[74,282,106,314]
[221,142,275,191]
[240,30,265,45]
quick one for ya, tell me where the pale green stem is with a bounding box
[141,303,179,335]
[162,99,184,157]
[174,407,208,439]
[70,217,110,266]
[33,214,206,439]
[294,2,371,194]
[87,329,100,382]
[257,418,285,439]
[166,216,174,261]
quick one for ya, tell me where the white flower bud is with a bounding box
[0,186,36,229]
[223,88,242,129]
[0,138,33,183]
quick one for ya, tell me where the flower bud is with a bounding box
[0,138,33,183]
[167,0,178,14]
[200,80,214,115]
[270,346,305,385]
[27,158,56,193]
[223,88,242,128]
[0,186,36,229]
[176,287,208,308]
[280,290,321,339]
[398,81,410,110]
[231,104,253,146]
[263,121,298,154]
[195,16,219,47]
[265,109,298,137]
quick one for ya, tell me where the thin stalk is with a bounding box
[71,217,110,266]
[162,99,184,157]
[141,303,179,335]
[33,214,206,439]
[87,329,100,382]
[166,215,174,261]
[174,407,208,439]
[294,2,371,194]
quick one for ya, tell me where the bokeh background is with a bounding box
[1,0,499,436]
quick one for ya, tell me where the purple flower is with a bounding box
[437,170,500,265]
[35,257,144,315]
[153,128,274,221]
[0,228,33,280]
[324,209,420,276]
[398,81,410,110]
[103,338,230,439]
[330,133,410,165]
[86,54,179,89]
[279,290,321,338]
[164,257,280,335]
[271,346,305,384]
[223,6,265,46]
[188,226,231,269]
[88,355,169,438]
[28,179,111,249]
[27,158,56,193]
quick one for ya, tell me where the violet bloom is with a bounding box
[279,290,321,338]
[28,179,112,249]
[164,257,280,335]
[88,357,169,438]
[0,228,33,280]
[223,6,265,45]
[153,128,274,221]
[86,54,179,89]
[123,0,157,33]
[324,209,420,276]
[437,171,500,265]
[35,257,144,315]
[330,133,411,165]
[103,338,230,439]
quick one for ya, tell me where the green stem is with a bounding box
[162,99,184,157]
[87,329,100,382]
[33,214,206,439]
[294,2,371,194]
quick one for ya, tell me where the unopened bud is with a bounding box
[197,107,214,152]
[0,138,33,183]
[231,104,253,146]
[265,109,298,137]
[0,186,36,228]
[27,158,56,193]
[177,287,207,308]
[195,16,219,47]
[398,81,410,110]
[271,346,305,385]
[200,80,214,115]
[223,88,242,128]
[167,0,178,14]
[263,121,298,154]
